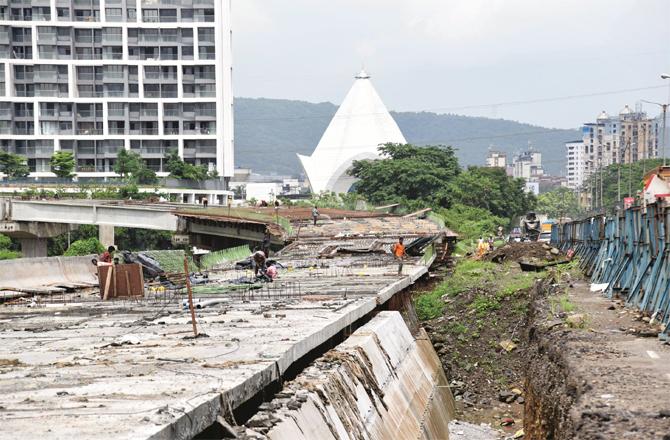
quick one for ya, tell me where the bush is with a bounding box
[63,238,104,256]
[0,233,12,249]
[0,249,20,260]
[438,203,508,241]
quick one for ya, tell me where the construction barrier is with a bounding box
[552,201,670,341]
[0,254,98,292]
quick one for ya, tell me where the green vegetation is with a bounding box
[200,245,251,270]
[586,158,664,210]
[64,237,104,256]
[438,204,507,241]
[0,151,29,178]
[415,260,540,320]
[233,97,578,176]
[350,143,460,210]
[449,166,535,219]
[165,150,215,181]
[142,250,194,273]
[282,191,367,211]
[550,295,575,315]
[349,143,533,237]
[50,151,75,178]
[48,225,98,256]
[535,186,582,219]
[115,228,173,252]
[415,260,497,319]
[0,233,20,260]
[113,150,159,185]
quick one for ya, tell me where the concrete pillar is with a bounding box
[99,225,115,248]
[19,238,48,258]
[187,193,195,204]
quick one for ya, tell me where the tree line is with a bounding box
[0,149,218,183]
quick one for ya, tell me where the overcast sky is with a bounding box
[232,0,670,129]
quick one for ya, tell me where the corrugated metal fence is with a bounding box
[552,201,670,341]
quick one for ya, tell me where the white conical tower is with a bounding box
[298,70,407,194]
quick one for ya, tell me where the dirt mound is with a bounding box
[485,242,560,263]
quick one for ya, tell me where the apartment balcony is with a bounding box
[163,128,179,135]
[13,128,34,135]
[183,128,214,135]
[129,128,159,135]
[76,128,103,135]
[108,127,125,134]
[76,111,103,119]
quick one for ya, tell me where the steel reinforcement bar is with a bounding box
[552,201,670,341]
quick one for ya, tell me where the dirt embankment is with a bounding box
[418,246,670,439]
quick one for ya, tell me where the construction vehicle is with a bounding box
[519,212,541,241]
[538,220,555,243]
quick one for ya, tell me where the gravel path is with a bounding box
[448,420,501,439]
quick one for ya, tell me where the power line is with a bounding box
[235,84,669,123]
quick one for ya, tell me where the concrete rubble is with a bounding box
[0,215,451,440]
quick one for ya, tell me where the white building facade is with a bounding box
[0,0,234,181]
[485,150,506,168]
[565,140,586,189]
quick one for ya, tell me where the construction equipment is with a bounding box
[520,212,541,241]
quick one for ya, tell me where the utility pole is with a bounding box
[662,103,667,167]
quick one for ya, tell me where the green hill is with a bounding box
[234,97,579,176]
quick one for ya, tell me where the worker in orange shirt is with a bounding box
[391,237,406,275]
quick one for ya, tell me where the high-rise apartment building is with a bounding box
[565,140,586,189]
[0,0,234,181]
[570,106,660,192]
[512,148,544,195]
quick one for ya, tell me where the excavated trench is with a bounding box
[193,269,585,440]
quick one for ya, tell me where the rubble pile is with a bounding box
[486,242,563,264]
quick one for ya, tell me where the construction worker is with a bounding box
[261,230,271,258]
[251,250,268,279]
[312,205,319,226]
[477,237,488,257]
[100,246,115,264]
[391,237,406,275]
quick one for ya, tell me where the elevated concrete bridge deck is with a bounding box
[0,216,451,439]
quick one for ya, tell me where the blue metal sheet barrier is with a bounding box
[553,201,670,341]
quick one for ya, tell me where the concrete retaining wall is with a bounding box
[243,311,456,439]
[0,255,98,291]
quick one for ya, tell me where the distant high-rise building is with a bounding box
[511,147,544,195]
[565,140,586,189]
[0,0,234,181]
[485,150,507,168]
[512,148,544,180]
[572,105,660,193]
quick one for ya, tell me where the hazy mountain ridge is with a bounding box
[234,97,579,176]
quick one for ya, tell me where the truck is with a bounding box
[519,212,541,241]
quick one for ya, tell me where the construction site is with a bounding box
[0,207,463,439]
[2,196,670,440]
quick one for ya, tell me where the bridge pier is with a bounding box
[18,237,48,258]
[99,225,115,248]
[0,221,77,258]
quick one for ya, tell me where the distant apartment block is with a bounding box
[565,140,586,189]
[511,148,544,195]
[485,149,507,168]
[569,106,660,190]
[0,0,234,181]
